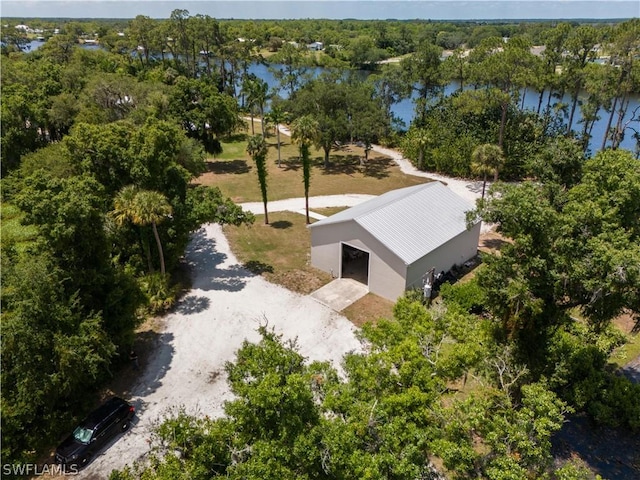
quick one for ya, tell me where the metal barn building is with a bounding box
[309,182,481,301]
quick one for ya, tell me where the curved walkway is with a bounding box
[271,119,490,207]
[240,193,375,220]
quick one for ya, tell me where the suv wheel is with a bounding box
[121,420,131,432]
[80,453,92,468]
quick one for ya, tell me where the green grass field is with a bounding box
[198,122,428,203]
[223,211,332,294]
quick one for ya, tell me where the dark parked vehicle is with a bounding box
[55,397,135,468]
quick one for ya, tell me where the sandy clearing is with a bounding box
[79,224,361,478]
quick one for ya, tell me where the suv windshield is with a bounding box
[73,426,93,444]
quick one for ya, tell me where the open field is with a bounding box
[197,127,428,203]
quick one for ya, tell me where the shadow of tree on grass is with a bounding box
[207,159,251,174]
[361,156,392,179]
[270,220,293,229]
[243,260,274,274]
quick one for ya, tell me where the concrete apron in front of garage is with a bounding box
[310,278,369,312]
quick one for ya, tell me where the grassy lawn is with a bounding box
[223,212,332,294]
[199,123,428,203]
[313,206,350,217]
[342,294,395,327]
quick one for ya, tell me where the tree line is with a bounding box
[3,14,638,180]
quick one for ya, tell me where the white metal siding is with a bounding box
[405,222,481,290]
[311,221,406,301]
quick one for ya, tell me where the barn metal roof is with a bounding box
[309,182,478,265]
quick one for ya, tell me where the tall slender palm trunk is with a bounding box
[152,222,166,275]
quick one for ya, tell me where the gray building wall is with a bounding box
[310,221,407,301]
[311,220,481,302]
[405,222,481,291]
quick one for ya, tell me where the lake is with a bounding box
[22,40,639,153]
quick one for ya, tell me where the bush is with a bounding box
[588,374,640,430]
[439,279,486,314]
[139,273,180,315]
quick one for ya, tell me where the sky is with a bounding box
[1,1,639,21]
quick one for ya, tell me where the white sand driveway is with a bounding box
[80,223,361,478]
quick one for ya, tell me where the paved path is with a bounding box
[369,144,489,206]
[240,194,375,220]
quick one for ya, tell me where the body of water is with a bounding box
[21,40,640,153]
[249,62,639,154]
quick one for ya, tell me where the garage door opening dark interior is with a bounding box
[341,244,369,285]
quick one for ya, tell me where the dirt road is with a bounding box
[79,223,361,478]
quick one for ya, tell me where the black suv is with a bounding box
[55,397,135,468]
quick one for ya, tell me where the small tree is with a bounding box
[246,135,270,225]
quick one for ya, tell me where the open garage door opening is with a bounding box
[341,244,369,286]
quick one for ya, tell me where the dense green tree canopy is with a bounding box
[473,148,640,344]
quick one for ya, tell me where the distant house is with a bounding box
[307,41,324,51]
[530,45,546,57]
[309,183,481,302]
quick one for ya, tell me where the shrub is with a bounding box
[439,279,486,314]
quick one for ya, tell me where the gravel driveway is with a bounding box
[79,223,361,478]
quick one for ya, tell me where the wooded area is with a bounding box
[1,12,639,477]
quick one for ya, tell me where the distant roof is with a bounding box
[309,182,478,264]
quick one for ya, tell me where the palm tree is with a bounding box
[266,105,289,168]
[471,144,505,200]
[414,128,431,171]
[112,185,153,272]
[112,185,139,227]
[112,186,173,275]
[243,74,269,137]
[134,190,173,275]
[246,135,270,224]
[291,115,320,224]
